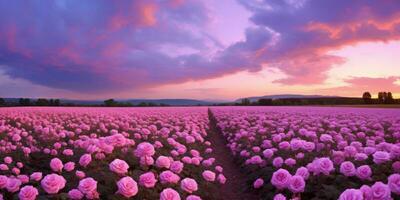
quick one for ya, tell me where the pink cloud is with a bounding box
[1,0,400,98]
[240,0,400,85]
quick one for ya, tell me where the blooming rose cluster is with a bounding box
[0,107,225,199]
[212,106,400,199]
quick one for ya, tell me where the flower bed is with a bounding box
[211,106,400,200]
[0,107,225,200]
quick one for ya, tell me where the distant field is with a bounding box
[1,106,399,199]
[325,104,400,109]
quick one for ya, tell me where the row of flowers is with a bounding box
[211,106,400,199]
[0,107,226,199]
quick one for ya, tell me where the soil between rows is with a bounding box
[207,109,259,200]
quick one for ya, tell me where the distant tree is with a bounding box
[241,98,250,105]
[19,98,24,106]
[0,98,5,106]
[387,92,394,104]
[19,98,31,106]
[54,99,61,106]
[148,102,157,107]
[104,99,117,107]
[378,92,385,104]
[36,98,50,106]
[258,98,273,105]
[138,102,148,107]
[383,92,388,103]
[362,92,372,104]
[119,102,132,107]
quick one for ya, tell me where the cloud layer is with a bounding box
[238,0,400,84]
[0,0,399,96]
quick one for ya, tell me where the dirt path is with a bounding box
[207,110,259,200]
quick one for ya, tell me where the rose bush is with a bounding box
[0,107,225,199]
[211,106,400,199]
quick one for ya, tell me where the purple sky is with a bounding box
[0,0,399,100]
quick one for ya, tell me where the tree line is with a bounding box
[103,99,169,107]
[0,98,61,107]
[0,92,398,107]
[0,98,172,107]
[362,91,395,104]
[234,92,399,106]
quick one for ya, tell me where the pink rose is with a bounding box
[273,194,287,200]
[388,173,400,195]
[271,168,291,190]
[202,170,216,182]
[290,139,304,150]
[12,167,20,175]
[16,162,23,168]
[17,175,29,184]
[191,157,200,165]
[340,161,356,177]
[41,174,66,194]
[0,164,8,171]
[182,157,192,164]
[68,189,84,199]
[186,195,202,200]
[373,151,390,164]
[288,175,305,193]
[371,182,391,200]
[303,142,315,152]
[360,185,373,200]
[278,141,290,150]
[140,156,154,166]
[18,185,39,200]
[295,167,310,180]
[63,149,74,156]
[117,177,138,198]
[338,189,363,200]
[6,178,22,193]
[320,134,333,143]
[0,175,8,189]
[170,161,184,174]
[135,142,155,157]
[317,157,334,175]
[253,178,264,189]
[263,149,274,159]
[78,177,97,195]
[156,156,172,169]
[4,156,12,164]
[109,159,129,175]
[64,162,75,172]
[139,172,157,188]
[79,154,92,167]
[354,153,368,161]
[217,174,227,184]
[160,188,181,200]
[356,165,372,180]
[84,190,99,199]
[30,172,43,182]
[180,178,198,193]
[160,170,180,184]
[273,157,284,168]
[215,166,223,173]
[50,158,63,172]
[76,170,86,179]
[284,158,296,166]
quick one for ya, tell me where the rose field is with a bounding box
[0,106,399,200]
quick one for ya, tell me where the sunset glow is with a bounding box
[0,0,399,100]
